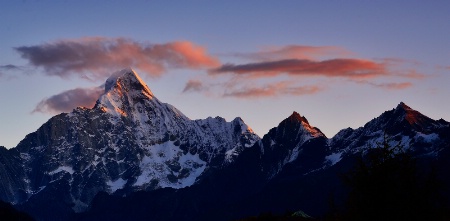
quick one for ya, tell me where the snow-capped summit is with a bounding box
[2,69,260,213]
[104,68,153,96]
[96,68,164,117]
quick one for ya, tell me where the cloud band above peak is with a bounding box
[15,37,219,80]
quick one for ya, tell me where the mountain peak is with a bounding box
[396,102,412,111]
[95,68,155,116]
[232,117,255,134]
[393,102,424,124]
[104,68,153,97]
[276,111,324,139]
[386,102,440,132]
[287,111,310,125]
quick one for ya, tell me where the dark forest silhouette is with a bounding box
[326,133,448,221]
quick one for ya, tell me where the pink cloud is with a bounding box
[32,87,104,114]
[15,37,219,80]
[203,44,426,98]
[167,42,220,68]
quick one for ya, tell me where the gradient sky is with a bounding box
[1,1,449,148]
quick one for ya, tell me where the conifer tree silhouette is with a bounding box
[339,132,444,221]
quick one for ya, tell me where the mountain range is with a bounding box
[1,68,449,220]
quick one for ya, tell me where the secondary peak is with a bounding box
[288,111,310,125]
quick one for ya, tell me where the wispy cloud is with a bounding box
[375,82,412,90]
[32,86,104,114]
[360,81,413,90]
[223,81,322,98]
[202,44,427,98]
[183,79,207,93]
[210,58,388,79]
[16,37,219,80]
[0,64,22,80]
[400,70,427,79]
[236,45,351,61]
[0,64,21,71]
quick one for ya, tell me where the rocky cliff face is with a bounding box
[0,146,27,204]
[0,68,259,212]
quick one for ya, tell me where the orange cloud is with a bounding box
[15,37,219,80]
[211,58,387,79]
[223,81,322,98]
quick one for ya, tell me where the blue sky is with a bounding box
[1,1,449,148]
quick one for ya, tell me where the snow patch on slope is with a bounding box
[48,166,74,175]
[134,141,206,188]
[415,132,439,143]
[324,152,342,166]
[107,178,127,193]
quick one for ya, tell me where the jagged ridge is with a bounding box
[0,67,449,221]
